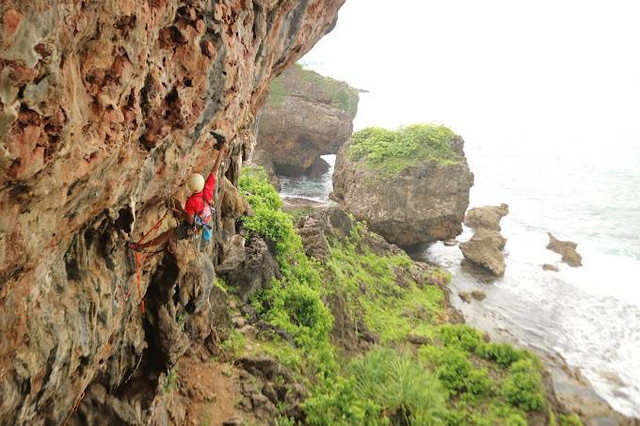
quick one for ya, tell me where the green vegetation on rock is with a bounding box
[347,124,461,176]
[267,64,358,115]
[237,166,571,424]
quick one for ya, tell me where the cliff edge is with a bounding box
[0,1,344,423]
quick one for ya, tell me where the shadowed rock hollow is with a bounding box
[0,0,344,423]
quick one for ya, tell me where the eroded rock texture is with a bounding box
[256,64,358,177]
[332,135,474,248]
[459,204,509,276]
[0,0,344,423]
[547,232,583,267]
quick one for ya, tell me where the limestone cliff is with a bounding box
[256,64,358,177]
[0,0,344,424]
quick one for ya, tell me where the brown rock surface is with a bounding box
[460,229,507,276]
[0,0,345,424]
[256,65,358,176]
[465,203,509,231]
[459,209,509,277]
[332,135,474,248]
[547,233,583,267]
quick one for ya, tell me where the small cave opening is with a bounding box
[115,206,135,235]
[141,253,180,374]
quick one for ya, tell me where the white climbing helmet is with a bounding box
[187,173,205,194]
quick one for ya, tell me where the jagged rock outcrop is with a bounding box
[256,65,358,177]
[459,205,509,276]
[218,235,281,303]
[547,233,583,267]
[332,131,474,248]
[465,203,509,231]
[0,0,345,423]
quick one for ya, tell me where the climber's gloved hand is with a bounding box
[210,131,226,150]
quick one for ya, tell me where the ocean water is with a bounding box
[280,145,640,417]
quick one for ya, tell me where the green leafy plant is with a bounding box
[347,124,460,176]
[502,359,546,411]
[221,329,246,358]
[559,413,583,426]
[475,342,523,367]
[305,348,448,425]
[163,367,179,394]
[438,324,484,352]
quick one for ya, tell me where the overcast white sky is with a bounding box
[302,0,640,152]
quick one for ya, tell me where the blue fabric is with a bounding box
[202,226,212,242]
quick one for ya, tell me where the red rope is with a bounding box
[138,209,170,245]
[134,252,146,314]
[62,209,172,423]
[129,209,171,315]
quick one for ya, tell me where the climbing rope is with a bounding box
[62,208,174,424]
[129,208,175,314]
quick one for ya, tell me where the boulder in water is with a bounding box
[459,229,507,276]
[546,233,583,267]
[459,206,509,277]
[542,264,559,272]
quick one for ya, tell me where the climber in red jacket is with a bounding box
[128,132,228,252]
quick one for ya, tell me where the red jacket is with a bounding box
[184,173,216,218]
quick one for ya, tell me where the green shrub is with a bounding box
[304,376,381,426]
[326,239,444,343]
[306,349,449,425]
[464,368,494,397]
[434,350,472,392]
[239,166,334,376]
[438,324,484,352]
[238,166,282,211]
[502,359,546,411]
[221,329,246,358]
[421,346,492,397]
[163,367,179,394]
[475,342,522,367]
[352,348,448,424]
[560,413,583,426]
[347,124,460,176]
[446,401,528,426]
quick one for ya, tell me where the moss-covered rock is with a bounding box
[333,124,474,248]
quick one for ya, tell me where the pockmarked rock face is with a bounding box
[0,0,344,423]
[256,65,358,177]
[332,125,474,248]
